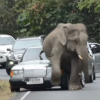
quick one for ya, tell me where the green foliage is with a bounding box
[0,0,100,42]
[0,0,19,38]
[77,0,100,42]
[16,0,84,36]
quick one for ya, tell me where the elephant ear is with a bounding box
[58,26,68,46]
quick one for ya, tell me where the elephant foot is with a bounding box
[69,84,82,90]
[51,80,60,86]
[51,73,61,86]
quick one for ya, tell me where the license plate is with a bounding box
[26,78,43,84]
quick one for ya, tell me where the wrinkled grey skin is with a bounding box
[40,23,89,90]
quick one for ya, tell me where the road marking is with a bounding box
[20,91,31,100]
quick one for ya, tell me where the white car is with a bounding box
[0,34,15,67]
[9,46,52,92]
[9,44,94,92]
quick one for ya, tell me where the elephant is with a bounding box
[40,23,89,90]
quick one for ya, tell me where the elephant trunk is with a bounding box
[76,45,88,63]
[76,45,90,82]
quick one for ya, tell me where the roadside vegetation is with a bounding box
[0,80,16,100]
[0,0,100,42]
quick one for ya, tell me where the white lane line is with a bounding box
[20,91,31,100]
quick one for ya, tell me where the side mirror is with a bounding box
[7,48,11,51]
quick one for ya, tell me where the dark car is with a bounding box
[6,35,46,75]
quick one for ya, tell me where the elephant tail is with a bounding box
[39,50,44,60]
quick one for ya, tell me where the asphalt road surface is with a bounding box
[0,69,100,100]
[0,68,10,80]
[11,74,100,100]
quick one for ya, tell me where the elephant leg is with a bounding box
[69,57,82,90]
[50,55,61,86]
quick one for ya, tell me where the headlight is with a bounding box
[9,61,14,65]
[10,70,23,77]
[14,54,22,60]
[46,68,52,77]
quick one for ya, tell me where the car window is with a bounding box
[13,39,41,50]
[89,44,100,54]
[21,47,47,62]
[0,37,15,45]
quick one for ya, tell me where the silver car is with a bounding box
[9,46,52,92]
[87,42,95,81]
[9,44,95,92]
[88,42,100,73]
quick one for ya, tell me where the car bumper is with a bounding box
[9,77,52,89]
[0,55,7,63]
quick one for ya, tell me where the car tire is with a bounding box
[5,64,11,75]
[60,72,69,90]
[89,72,94,83]
[80,72,85,88]
[93,72,96,80]
[11,88,20,92]
[93,68,96,80]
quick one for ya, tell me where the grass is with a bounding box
[0,80,16,100]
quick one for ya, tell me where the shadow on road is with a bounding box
[20,87,68,92]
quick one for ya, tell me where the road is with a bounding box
[0,68,10,80]
[0,69,100,100]
[11,74,100,100]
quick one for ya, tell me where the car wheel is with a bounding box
[93,68,96,80]
[89,72,94,83]
[5,64,11,75]
[11,88,20,92]
[5,61,14,75]
[60,72,69,90]
[93,72,96,80]
[10,84,20,92]
[80,72,85,88]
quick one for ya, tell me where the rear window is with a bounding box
[13,39,41,50]
[0,37,15,45]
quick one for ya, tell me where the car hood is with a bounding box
[12,60,51,70]
[0,45,13,52]
[12,49,26,55]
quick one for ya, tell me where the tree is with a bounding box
[0,0,18,38]
[78,0,100,42]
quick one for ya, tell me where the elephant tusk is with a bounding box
[78,55,83,60]
[88,55,93,59]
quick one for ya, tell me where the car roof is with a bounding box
[16,35,45,40]
[0,34,14,37]
[17,37,41,40]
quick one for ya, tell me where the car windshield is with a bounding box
[13,39,41,50]
[0,37,15,45]
[21,47,47,62]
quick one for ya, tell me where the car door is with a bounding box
[89,43,100,73]
[87,43,93,74]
